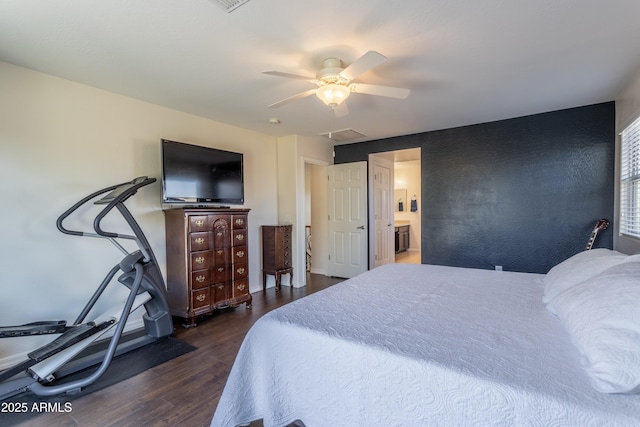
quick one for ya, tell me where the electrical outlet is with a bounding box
[495,265,503,271]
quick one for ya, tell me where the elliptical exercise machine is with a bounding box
[0,177,173,400]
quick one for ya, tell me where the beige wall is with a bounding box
[0,61,278,367]
[276,136,298,225]
[615,66,640,255]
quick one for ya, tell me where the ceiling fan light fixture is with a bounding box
[316,84,351,107]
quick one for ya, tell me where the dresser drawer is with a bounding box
[189,215,209,232]
[189,232,209,252]
[233,279,249,298]
[212,283,230,303]
[232,215,247,230]
[233,246,247,264]
[213,248,229,265]
[190,251,211,271]
[233,263,248,281]
[212,264,232,284]
[212,227,230,248]
[232,229,247,247]
[191,269,210,290]
[191,288,210,312]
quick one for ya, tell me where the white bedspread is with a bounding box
[211,264,640,426]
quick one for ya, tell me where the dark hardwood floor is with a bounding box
[14,273,343,427]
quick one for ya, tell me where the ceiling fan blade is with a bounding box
[340,51,387,81]
[268,89,317,108]
[262,70,316,82]
[351,83,410,99]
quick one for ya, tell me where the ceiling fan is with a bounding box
[263,51,410,110]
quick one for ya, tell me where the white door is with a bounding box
[372,158,394,267]
[327,161,368,278]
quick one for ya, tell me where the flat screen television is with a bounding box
[161,139,244,205]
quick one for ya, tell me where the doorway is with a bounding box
[392,148,421,264]
[368,148,421,267]
[300,147,421,286]
[303,159,330,282]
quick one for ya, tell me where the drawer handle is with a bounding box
[195,220,204,227]
[218,285,225,290]
[235,218,244,226]
[237,284,245,291]
[218,267,225,272]
[217,249,224,255]
[196,294,205,302]
[237,267,245,274]
[235,234,245,241]
[195,275,206,283]
[195,237,205,245]
[195,256,205,264]
[216,231,224,237]
[236,250,245,258]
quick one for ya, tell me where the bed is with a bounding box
[211,252,640,426]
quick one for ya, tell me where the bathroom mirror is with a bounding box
[395,189,407,212]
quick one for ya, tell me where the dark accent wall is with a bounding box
[334,102,615,273]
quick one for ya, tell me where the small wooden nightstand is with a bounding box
[261,224,293,291]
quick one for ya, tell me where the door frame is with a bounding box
[296,156,330,287]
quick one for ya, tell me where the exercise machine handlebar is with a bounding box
[56,183,123,237]
[92,176,155,239]
[56,176,155,239]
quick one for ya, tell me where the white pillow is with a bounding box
[543,249,629,303]
[547,262,640,393]
[624,253,640,263]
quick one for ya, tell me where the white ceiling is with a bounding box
[1,0,640,145]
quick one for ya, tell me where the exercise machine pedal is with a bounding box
[28,319,115,363]
[0,320,116,384]
[0,320,67,338]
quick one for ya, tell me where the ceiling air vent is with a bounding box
[209,0,251,13]
[320,128,367,142]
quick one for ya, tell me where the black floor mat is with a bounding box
[0,336,196,426]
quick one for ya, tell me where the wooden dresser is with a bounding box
[164,208,251,327]
[261,224,293,291]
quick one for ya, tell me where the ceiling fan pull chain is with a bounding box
[329,107,336,139]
